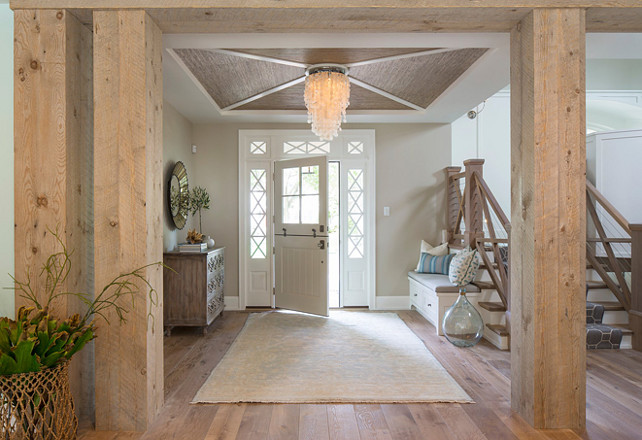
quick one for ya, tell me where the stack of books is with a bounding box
[178,242,207,252]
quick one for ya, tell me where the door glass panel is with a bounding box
[283,195,300,224]
[301,166,319,195]
[249,169,268,259]
[348,169,365,259]
[283,167,300,196]
[301,195,319,224]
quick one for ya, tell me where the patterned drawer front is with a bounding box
[207,253,224,275]
[207,290,224,323]
[207,270,225,296]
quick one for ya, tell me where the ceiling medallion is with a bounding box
[304,64,350,141]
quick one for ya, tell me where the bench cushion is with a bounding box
[408,271,480,293]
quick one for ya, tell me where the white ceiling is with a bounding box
[163,32,642,125]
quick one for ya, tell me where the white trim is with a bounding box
[222,77,306,111]
[374,296,411,311]
[239,129,376,311]
[165,48,222,112]
[210,48,308,69]
[224,296,241,311]
[349,78,425,111]
[346,48,458,68]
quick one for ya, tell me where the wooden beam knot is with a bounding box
[30,60,39,70]
[36,195,48,207]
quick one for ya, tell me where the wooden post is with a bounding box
[445,166,462,245]
[14,8,94,423]
[93,10,163,431]
[630,224,642,351]
[510,9,586,429]
[463,158,484,248]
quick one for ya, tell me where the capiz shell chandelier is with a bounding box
[304,64,350,141]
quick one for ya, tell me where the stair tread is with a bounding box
[478,301,507,312]
[590,301,625,311]
[486,324,510,336]
[473,281,496,290]
[609,323,633,334]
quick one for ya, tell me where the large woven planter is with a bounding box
[0,361,77,440]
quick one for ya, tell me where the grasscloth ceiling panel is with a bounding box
[232,48,440,65]
[174,47,490,112]
[349,48,488,108]
[236,83,413,111]
[175,48,304,108]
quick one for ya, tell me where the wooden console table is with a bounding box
[163,247,225,335]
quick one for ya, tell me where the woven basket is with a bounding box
[0,361,77,440]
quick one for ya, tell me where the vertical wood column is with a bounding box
[510,8,586,429]
[93,10,163,431]
[463,158,484,248]
[14,8,94,422]
[630,225,642,351]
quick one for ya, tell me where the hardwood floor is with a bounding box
[79,310,642,440]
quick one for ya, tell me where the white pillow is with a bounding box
[448,246,480,286]
[420,240,448,257]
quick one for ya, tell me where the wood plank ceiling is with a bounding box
[172,47,489,113]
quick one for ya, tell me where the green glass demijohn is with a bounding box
[442,287,484,347]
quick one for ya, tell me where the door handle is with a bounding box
[312,228,317,238]
[282,228,287,237]
[318,240,325,250]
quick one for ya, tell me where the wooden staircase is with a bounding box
[446,160,511,349]
[585,180,639,350]
[445,163,641,351]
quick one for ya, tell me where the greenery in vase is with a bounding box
[189,186,211,234]
[1,228,163,375]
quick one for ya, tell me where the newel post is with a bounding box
[630,224,642,351]
[445,166,462,245]
[463,159,485,248]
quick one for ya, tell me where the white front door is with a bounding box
[274,157,329,316]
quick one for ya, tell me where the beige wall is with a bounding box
[191,122,451,300]
[163,101,196,252]
[371,124,451,297]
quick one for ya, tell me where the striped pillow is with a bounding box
[416,253,454,275]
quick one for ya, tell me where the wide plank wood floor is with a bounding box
[79,310,642,440]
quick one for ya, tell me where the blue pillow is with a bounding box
[416,253,454,275]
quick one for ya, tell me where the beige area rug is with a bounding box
[192,311,472,404]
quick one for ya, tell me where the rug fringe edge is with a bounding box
[190,399,475,405]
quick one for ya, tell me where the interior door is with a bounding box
[274,156,329,316]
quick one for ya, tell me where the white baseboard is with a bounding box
[224,296,240,311]
[374,296,410,311]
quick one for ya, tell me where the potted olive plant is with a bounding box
[189,186,210,235]
[0,229,163,439]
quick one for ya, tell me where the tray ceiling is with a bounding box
[172,47,489,114]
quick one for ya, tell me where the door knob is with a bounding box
[318,240,325,250]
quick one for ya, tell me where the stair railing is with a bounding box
[445,159,511,309]
[586,180,632,311]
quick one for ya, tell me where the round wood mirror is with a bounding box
[168,161,189,229]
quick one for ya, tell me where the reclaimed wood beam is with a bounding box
[93,9,164,432]
[14,8,94,424]
[510,8,586,430]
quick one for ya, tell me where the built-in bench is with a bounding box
[408,271,480,335]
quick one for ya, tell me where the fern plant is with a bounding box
[1,228,164,375]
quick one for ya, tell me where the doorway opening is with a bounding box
[239,130,375,312]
